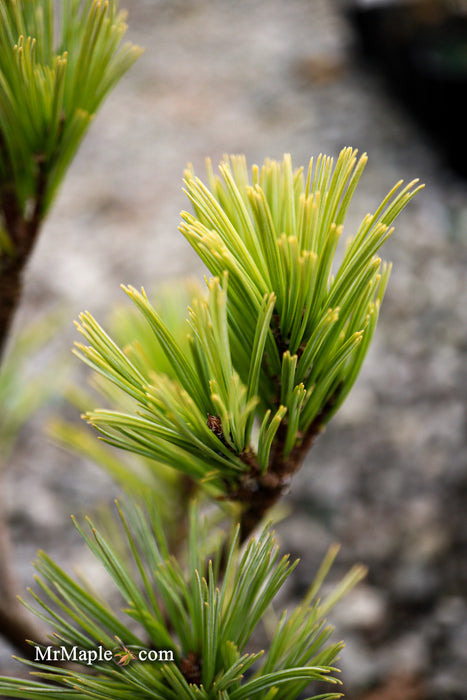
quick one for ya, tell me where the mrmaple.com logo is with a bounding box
[34,643,174,666]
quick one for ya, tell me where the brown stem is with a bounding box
[257,379,345,525]
[0,491,46,660]
[0,153,47,357]
[0,219,43,358]
[237,429,320,542]
[168,474,199,559]
[0,163,48,655]
[0,253,28,356]
[238,476,285,542]
[0,604,45,661]
[0,494,17,603]
[235,404,332,542]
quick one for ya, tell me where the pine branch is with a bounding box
[0,0,142,353]
[0,0,142,658]
[0,171,45,355]
[0,500,365,699]
[75,149,423,539]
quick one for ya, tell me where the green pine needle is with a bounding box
[0,0,142,217]
[74,149,422,501]
[0,501,364,699]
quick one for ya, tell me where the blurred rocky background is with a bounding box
[1,1,466,698]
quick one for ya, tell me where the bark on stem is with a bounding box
[0,170,45,357]
[0,491,46,659]
[237,424,321,542]
[0,171,47,655]
[0,604,45,660]
[236,379,344,541]
[236,399,336,542]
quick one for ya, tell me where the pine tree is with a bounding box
[0,3,423,698]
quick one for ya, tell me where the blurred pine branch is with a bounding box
[0,0,141,660]
[0,499,365,699]
[0,0,142,352]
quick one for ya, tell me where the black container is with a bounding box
[346,1,467,178]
